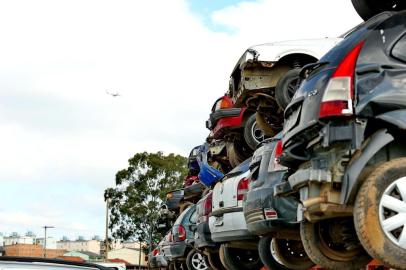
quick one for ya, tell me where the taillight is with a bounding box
[237,177,249,201]
[319,41,364,119]
[152,249,159,256]
[273,140,287,171]
[177,225,186,241]
[215,96,233,110]
[203,192,213,216]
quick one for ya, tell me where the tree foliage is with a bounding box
[104,151,187,250]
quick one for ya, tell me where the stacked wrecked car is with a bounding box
[149,3,406,270]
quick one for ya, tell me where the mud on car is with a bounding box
[279,11,406,270]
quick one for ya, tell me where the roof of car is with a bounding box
[0,256,111,270]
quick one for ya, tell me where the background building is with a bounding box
[107,247,146,266]
[35,237,57,249]
[57,239,101,255]
[4,244,65,258]
[63,251,102,262]
[4,232,35,246]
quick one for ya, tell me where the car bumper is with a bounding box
[244,184,299,235]
[195,221,215,248]
[148,257,157,268]
[209,108,247,138]
[161,242,187,260]
[209,210,254,242]
[156,255,168,267]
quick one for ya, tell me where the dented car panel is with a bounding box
[281,11,406,221]
[229,38,343,106]
[244,136,300,236]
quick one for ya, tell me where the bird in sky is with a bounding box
[105,90,121,97]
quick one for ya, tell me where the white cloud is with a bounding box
[0,0,363,238]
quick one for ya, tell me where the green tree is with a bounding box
[104,151,187,252]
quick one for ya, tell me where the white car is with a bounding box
[209,158,263,270]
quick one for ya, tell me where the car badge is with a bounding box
[308,89,318,97]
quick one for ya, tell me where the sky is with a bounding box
[0,0,362,241]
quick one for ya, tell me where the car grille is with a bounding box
[244,208,264,224]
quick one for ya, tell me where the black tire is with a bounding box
[186,249,210,270]
[300,218,371,270]
[255,112,275,137]
[351,0,406,21]
[354,158,406,270]
[207,252,226,270]
[275,69,301,110]
[243,114,265,150]
[226,142,245,168]
[258,236,314,270]
[219,244,263,270]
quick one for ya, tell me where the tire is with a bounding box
[255,112,275,137]
[186,249,210,270]
[354,158,406,270]
[258,236,314,270]
[219,244,263,270]
[351,0,406,21]
[300,218,371,270]
[243,114,265,150]
[207,252,226,270]
[226,142,245,168]
[275,69,301,110]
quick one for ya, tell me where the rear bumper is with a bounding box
[209,108,247,138]
[244,184,298,235]
[209,210,254,242]
[148,257,157,268]
[161,242,187,260]
[195,221,215,248]
[156,255,168,267]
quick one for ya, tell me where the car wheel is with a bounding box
[255,112,275,137]
[351,0,406,21]
[244,114,265,150]
[354,158,406,270]
[186,249,209,270]
[300,218,371,270]
[207,252,225,270]
[258,236,314,270]
[219,244,263,270]
[226,142,246,168]
[275,69,301,110]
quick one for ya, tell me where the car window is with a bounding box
[392,33,406,63]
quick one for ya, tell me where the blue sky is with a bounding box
[187,0,255,33]
[0,0,361,241]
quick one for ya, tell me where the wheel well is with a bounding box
[277,53,318,69]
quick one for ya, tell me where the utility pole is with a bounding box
[105,199,110,261]
[43,226,54,258]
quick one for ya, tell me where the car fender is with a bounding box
[340,129,394,204]
[376,109,406,130]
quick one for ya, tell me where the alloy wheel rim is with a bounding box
[191,252,208,270]
[251,122,265,143]
[379,177,406,249]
